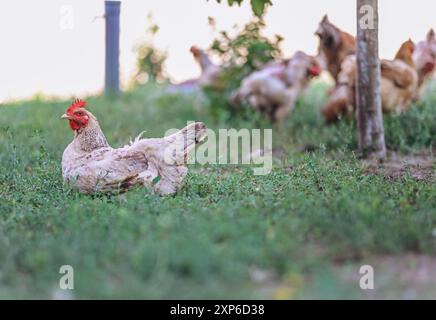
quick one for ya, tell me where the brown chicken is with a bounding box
[321,55,357,123]
[380,40,419,113]
[231,51,321,123]
[61,99,207,196]
[315,15,356,83]
[322,40,419,123]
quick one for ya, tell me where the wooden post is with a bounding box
[105,1,121,96]
[356,0,386,159]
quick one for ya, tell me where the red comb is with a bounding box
[67,99,87,113]
[424,61,435,73]
[190,46,201,55]
[309,65,321,76]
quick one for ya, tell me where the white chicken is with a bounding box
[61,99,207,196]
[413,29,436,95]
[231,51,321,122]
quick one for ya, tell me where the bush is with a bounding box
[384,87,436,152]
[203,18,283,120]
[132,14,168,85]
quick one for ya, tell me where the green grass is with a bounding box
[0,82,435,299]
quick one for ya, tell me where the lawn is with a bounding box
[0,82,435,299]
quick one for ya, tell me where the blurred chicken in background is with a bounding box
[190,46,224,89]
[322,39,423,122]
[168,46,224,94]
[413,29,436,96]
[231,51,321,123]
[315,15,356,83]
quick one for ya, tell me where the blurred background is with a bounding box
[1,0,435,300]
[1,0,435,102]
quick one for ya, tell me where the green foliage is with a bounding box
[211,19,282,71]
[0,82,435,298]
[204,18,283,119]
[384,85,436,152]
[133,15,168,85]
[214,0,272,17]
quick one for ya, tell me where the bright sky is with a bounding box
[1,0,435,102]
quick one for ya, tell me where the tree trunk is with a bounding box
[356,0,386,159]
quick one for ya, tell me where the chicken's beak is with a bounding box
[61,114,70,120]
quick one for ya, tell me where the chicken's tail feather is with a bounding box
[163,122,207,165]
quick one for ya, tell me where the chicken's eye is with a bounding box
[76,112,84,116]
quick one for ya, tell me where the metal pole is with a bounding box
[105,1,121,96]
